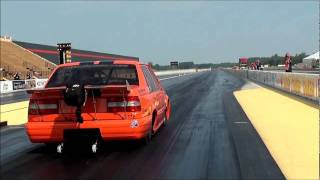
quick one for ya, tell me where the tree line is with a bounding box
[247,52,307,66]
[149,52,308,70]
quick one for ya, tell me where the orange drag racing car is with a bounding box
[26,60,171,153]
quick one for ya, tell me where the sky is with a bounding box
[1,1,318,65]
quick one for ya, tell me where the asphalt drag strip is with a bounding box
[1,70,284,180]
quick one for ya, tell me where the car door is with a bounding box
[148,66,166,122]
[141,66,162,130]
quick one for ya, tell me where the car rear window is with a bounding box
[46,64,139,87]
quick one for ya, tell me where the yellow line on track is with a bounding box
[234,87,319,180]
[0,101,29,125]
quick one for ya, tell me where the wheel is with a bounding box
[144,125,152,144]
[143,120,153,145]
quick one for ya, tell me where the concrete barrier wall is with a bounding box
[154,68,211,76]
[0,79,47,93]
[154,69,197,76]
[227,69,319,101]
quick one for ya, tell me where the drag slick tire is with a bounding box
[144,127,152,145]
[143,115,155,145]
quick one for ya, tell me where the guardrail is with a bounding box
[227,69,319,101]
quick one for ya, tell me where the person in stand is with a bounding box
[256,59,261,70]
[284,53,292,72]
[26,72,31,79]
[251,62,257,70]
[13,72,20,80]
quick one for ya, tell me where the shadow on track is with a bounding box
[26,124,167,159]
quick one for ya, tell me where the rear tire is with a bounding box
[143,124,152,145]
[143,114,155,145]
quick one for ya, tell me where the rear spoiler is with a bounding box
[85,84,131,93]
[27,83,131,94]
[27,87,67,94]
[85,80,131,91]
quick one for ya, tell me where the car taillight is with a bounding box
[29,99,59,115]
[107,96,141,112]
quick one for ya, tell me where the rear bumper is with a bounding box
[26,116,152,143]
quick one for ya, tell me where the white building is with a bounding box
[303,52,319,68]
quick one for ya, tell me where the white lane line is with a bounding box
[7,126,25,129]
[159,73,194,81]
[159,75,182,81]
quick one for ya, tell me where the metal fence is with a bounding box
[227,69,319,101]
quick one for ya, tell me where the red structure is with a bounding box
[239,58,248,68]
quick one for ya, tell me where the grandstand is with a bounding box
[14,41,139,64]
[0,36,139,80]
[1,37,56,80]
